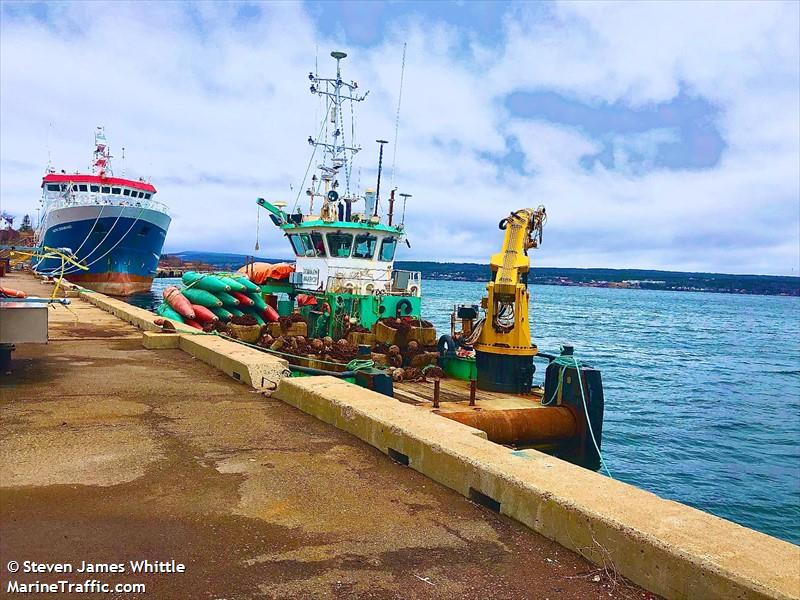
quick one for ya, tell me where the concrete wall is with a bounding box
[275,376,800,600]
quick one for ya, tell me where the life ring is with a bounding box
[395,298,413,316]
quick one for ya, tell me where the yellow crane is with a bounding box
[474,206,546,393]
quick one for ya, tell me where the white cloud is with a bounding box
[1,1,797,275]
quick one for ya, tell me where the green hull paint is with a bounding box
[301,291,421,339]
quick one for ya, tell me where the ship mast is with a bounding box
[91,126,112,178]
[306,51,368,216]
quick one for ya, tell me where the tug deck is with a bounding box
[393,378,582,454]
[394,377,545,411]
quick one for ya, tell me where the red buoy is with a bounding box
[191,304,218,323]
[163,286,195,319]
[230,291,254,306]
[183,318,204,330]
[262,304,279,323]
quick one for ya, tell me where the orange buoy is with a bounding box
[262,304,279,323]
[191,304,218,323]
[0,287,26,298]
[163,286,195,320]
[296,294,318,306]
[183,318,204,330]
[229,291,254,306]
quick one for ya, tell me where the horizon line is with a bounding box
[166,250,800,280]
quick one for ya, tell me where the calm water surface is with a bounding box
[133,278,800,544]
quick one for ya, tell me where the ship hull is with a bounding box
[36,204,171,296]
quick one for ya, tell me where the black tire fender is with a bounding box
[437,334,457,356]
[395,298,413,316]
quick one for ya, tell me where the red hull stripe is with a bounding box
[42,173,157,193]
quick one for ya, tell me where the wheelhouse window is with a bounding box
[326,233,353,257]
[78,184,88,192]
[111,187,121,194]
[353,234,377,259]
[123,189,131,196]
[289,232,326,257]
[310,232,326,257]
[379,237,398,262]
[288,234,310,257]
[144,193,152,199]
[46,183,61,192]
[90,185,100,192]
[101,186,111,193]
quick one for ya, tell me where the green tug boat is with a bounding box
[244,51,607,470]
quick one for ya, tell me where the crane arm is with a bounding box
[490,207,546,298]
[477,206,546,353]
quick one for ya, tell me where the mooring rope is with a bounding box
[542,353,612,478]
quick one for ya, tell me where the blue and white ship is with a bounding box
[35,127,170,295]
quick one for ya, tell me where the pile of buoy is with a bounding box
[156,271,278,330]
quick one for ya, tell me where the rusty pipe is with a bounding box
[439,407,577,445]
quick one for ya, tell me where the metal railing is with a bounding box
[325,269,421,296]
[42,193,170,216]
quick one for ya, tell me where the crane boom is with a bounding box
[474,206,546,393]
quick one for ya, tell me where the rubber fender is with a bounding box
[396,298,413,316]
[437,334,457,356]
[437,334,457,367]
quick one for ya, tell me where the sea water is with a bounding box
[133,278,800,545]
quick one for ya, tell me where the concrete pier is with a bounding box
[1,272,656,599]
[2,272,798,599]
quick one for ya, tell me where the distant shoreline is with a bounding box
[161,252,800,298]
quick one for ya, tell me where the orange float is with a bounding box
[0,287,26,298]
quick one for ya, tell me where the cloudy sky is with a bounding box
[1,1,798,275]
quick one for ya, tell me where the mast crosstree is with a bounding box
[306,51,368,210]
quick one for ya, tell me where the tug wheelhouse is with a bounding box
[256,51,421,336]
